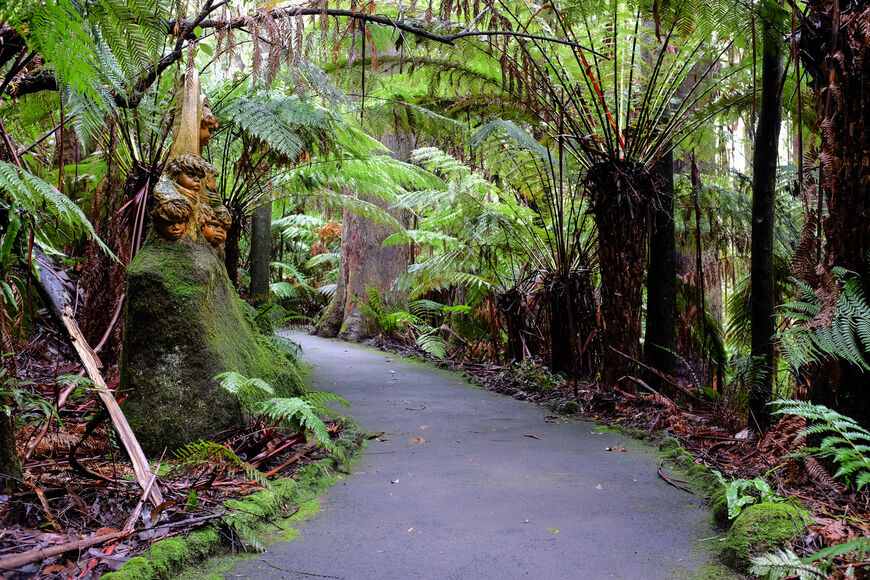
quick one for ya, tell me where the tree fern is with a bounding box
[771,400,870,490]
[778,269,870,371]
[0,161,113,257]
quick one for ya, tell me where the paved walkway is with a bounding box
[226,334,722,579]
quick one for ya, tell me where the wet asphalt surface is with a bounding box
[225,334,721,579]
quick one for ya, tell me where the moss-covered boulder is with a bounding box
[121,238,303,456]
[720,502,812,570]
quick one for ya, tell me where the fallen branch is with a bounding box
[0,530,129,571]
[32,246,164,507]
[263,439,318,479]
[0,512,224,571]
[658,459,694,494]
[620,376,678,409]
[608,346,708,406]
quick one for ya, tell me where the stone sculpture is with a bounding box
[121,65,301,455]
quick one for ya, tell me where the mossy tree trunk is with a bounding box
[249,199,272,303]
[0,400,20,490]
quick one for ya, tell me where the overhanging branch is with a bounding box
[5,5,602,105]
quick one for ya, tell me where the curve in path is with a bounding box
[226,334,723,579]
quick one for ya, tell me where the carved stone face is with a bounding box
[202,222,227,247]
[156,219,186,241]
[204,172,217,192]
[176,171,201,192]
[199,125,213,149]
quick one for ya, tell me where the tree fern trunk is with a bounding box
[800,1,870,426]
[590,161,651,389]
[645,151,677,386]
[249,199,272,304]
[749,2,783,431]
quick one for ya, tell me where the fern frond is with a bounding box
[749,549,826,580]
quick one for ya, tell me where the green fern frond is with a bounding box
[749,548,826,580]
[0,162,114,257]
[772,399,870,490]
[214,371,275,396]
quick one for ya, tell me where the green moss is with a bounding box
[121,238,305,455]
[558,401,580,414]
[101,556,152,579]
[720,502,811,571]
[107,423,365,580]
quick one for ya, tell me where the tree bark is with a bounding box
[799,1,870,426]
[249,199,272,303]
[589,160,652,388]
[315,192,407,340]
[645,151,677,385]
[749,3,784,431]
[316,134,412,341]
[0,399,20,490]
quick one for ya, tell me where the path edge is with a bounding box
[100,423,366,580]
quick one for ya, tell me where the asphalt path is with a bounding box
[225,334,721,579]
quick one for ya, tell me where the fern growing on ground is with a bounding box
[751,538,870,579]
[750,548,826,580]
[173,439,272,492]
[771,400,870,490]
[215,372,348,463]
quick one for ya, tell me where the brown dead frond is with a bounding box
[804,457,845,493]
[758,414,806,458]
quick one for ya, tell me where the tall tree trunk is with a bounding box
[315,192,407,340]
[645,151,677,386]
[78,122,131,364]
[799,1,870,426]
[589,161,652,388]
[316,133,412,341]
[224,209,243,287]
[749,3,784,431]
[249,199,272,303]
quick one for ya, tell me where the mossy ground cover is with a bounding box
[101,426,364,580]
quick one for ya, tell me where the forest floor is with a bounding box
[0,327,345,579]
[364,334,870,573]
[2,324,869,578]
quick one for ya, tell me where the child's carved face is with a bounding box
[156,219,187,241]
[204,172,217,191]
[202,222,226,246]
[176,171,201,192]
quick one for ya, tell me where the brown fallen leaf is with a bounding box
[419,425,428,430]
[524,434,540,440]
[409,437,427,444]
[595,484,603,489]
[605,446,627,452]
